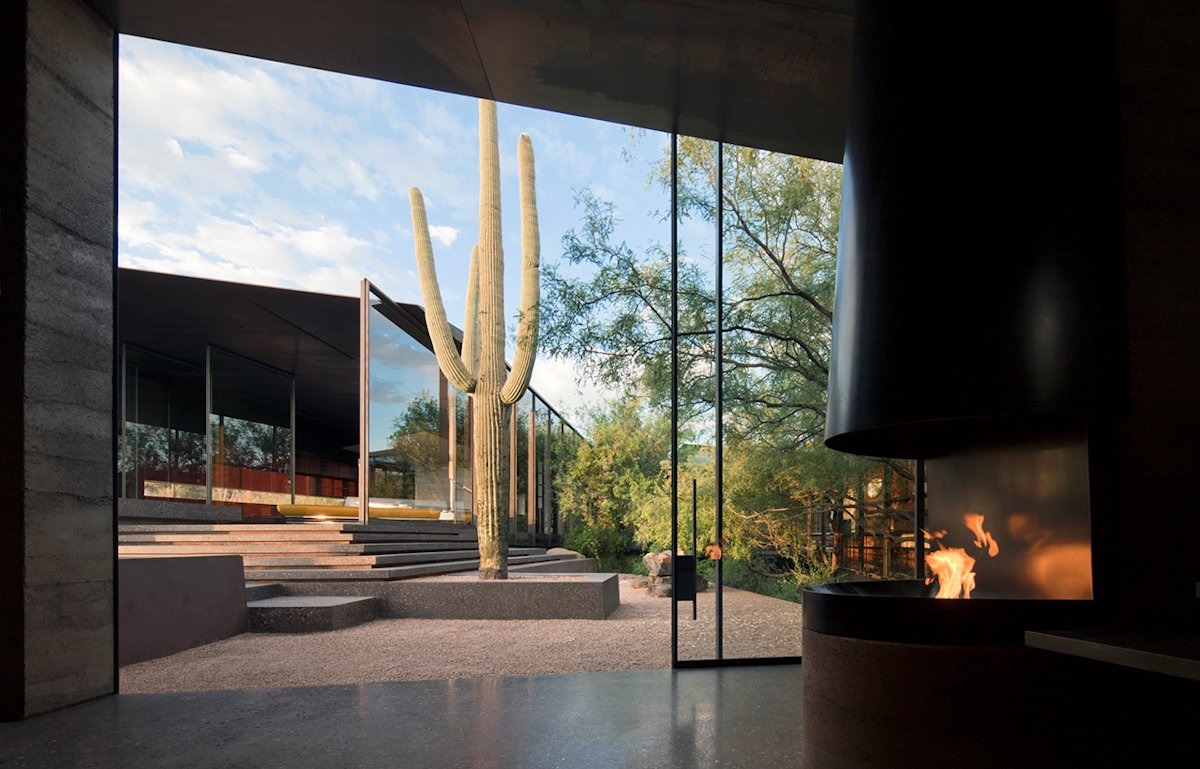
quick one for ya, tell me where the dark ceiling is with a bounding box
[83,0,855,163]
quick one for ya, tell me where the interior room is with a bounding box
[2,1,1196,766]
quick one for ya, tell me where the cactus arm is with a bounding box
[477,99,506,392]
[409,186,477,393]
[500,133,540,406]
[462,245,480,376]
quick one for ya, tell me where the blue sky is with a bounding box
[117,35,676,418]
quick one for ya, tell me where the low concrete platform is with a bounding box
[246,596,378,633]
[280,573,621,619]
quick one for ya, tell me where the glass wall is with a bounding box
[669,137,916,663]
[207,347,294,517]
[121,345,207,502]
[364,283,456,518]
[120,279,581,531]
[510,390,533,541]
[673,136,722,662]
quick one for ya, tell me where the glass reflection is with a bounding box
[207,347,294,517]
[367,296,452,514]
[121,345,206,502]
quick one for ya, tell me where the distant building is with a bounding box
[117,268,580,544]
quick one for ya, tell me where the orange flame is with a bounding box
[924,514,1000,599]
[925,548,977,598]
[964,513,1000,557]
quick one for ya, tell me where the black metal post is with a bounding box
[915,458,926,580]
[670,131,679,666]
[714,141,724,660]
[692,477,698,621]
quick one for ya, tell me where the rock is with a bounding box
[546,547,581,557]
[628,577,649,589]
[694,575,708,593]
[649,583,672,598]
[643,550,672,576]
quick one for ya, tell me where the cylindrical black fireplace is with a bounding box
[823,0,1125,459]
[805,3,1132,767]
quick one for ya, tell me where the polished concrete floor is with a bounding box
[0,665,805,769]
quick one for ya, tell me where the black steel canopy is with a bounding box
[119,269,367,452]
[83,0,854,163]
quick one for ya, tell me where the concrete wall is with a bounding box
[0,0,115,720]
[118,557,246,666]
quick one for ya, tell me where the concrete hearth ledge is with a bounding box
[278,572,620,620]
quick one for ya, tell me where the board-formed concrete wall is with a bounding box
[1,0,116,719]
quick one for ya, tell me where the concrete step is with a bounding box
[239,547,548,570]
[120,521,473,535]
[246,595,378,632]
[120,532,472,547]
[118,541,491,555]
[245,553,583,582]
[244,582,286,601]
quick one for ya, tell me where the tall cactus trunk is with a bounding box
[409,99,539,580]
[473,392,507,578]
[473,97,509,579]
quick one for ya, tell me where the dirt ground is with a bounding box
[119,575,804,693]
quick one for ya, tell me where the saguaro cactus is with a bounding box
[409,99,540,579]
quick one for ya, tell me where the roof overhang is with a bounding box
[83,0,854,162]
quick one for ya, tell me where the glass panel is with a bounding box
[714,142,915,659]
[546,409,558,539]
[674,135,721,662]
[366,291,452,518]
[925,436,1091,600]
[452,385,472,521]
[533,396,550,543]
[121,345,207,502]
[512,390,533,542]
[207,347,294,517]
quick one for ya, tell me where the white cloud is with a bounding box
[528,354,622,424]
[428,225,459,248]
[222,145,266,172]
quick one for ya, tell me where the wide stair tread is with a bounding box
[119,541,489,555]
[240,548,547,569]
[117,521,577,581]
[245,553,574,581]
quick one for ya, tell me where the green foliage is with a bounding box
[556,396,669,570]
[544,137,916,592]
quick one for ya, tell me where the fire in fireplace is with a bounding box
[924,434,1093,600]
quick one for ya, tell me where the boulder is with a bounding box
[643,550,672,576]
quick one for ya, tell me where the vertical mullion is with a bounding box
[205,345,212,505]
[714,141,724,661]
[670,131,679,667]
[358,280,370,526]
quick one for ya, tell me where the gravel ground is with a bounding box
[119,575,804,693]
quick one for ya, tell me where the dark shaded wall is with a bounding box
[0,0,115,719]
[1110,0,1200,626]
